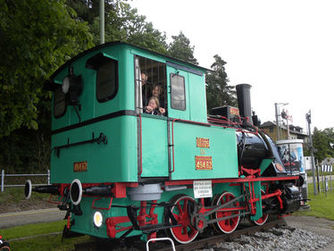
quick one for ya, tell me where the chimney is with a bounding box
[236,84,252,124]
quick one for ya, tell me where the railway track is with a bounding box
[74,217,287,251]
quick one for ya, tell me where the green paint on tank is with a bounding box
[171,122,238,180]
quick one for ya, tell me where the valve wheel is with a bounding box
[166,194,199,244]
[212,191,240,234]
[253,190,269,226]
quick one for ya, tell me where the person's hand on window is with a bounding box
[159,107,165,115]
[145,105,153,113]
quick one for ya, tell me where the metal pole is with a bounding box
[316,161,320,193]
[1,169,4,192]
[330,165,332,192]
[321,165,324,193]
[275,103,280,141]
[47,169,50,185]
[306,110,317,195]
[325,176,328,197]
[287,116,290,139]
[99,0,105,44]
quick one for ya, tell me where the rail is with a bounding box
[0,169,50,192]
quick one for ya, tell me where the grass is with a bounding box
[294,182,334,220]
[9,233,90,251]
[306,170,333,177]
[2,221,65,240]
[0,187,29,204]
[0,187,49,202]
[0,187,53,213]
[1,221,90,251]
[10,235,89,251]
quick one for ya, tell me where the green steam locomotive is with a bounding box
[25,42,303,244]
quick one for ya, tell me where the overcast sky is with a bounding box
[131,0,334,131]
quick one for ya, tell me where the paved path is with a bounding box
[0,208,66,229]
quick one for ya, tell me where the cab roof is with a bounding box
[49,41,210,82]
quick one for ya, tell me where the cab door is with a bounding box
[166,65,191,180]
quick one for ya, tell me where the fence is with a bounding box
[307,165,333,195]
[319,165,333,193]
[0,169,50,192]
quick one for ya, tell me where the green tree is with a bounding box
[168,32,198,64]
[206,55,237,112]
[68,0,168,53]
[126,22,168,54]
[0,0,93,138]
[312,127,334,162]
[67,0,116,25]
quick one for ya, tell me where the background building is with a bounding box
[260,121,308,142]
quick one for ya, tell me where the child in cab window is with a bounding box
[152,84,164,109]
[144,97,165,116]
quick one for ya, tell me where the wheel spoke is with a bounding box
[182,226,188,236]
[176,202,182,214]
[183,199,188,214]
[189,224,196,232]
[172,212,180,221]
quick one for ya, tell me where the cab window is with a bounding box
[170,73,186,110]
[54,88,66,118]
[135,56,167,115]
[96,59,118,102]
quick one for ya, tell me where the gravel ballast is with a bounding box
[201,216,334,251]
[213,227,332,251]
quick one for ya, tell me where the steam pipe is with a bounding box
[24,180,59,200]
[32,185,60,195]
[83,185,114,197]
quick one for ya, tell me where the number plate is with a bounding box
[193,180,212,198]
[196,137,210,148]
[74,161,87,172]
[195,156,212,170]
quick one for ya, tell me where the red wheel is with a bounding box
[166,194,199,244]
[212,192,240,234]
[253,190,269,226]
[253,213,269,225]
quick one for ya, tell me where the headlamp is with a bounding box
[93,211,103,228]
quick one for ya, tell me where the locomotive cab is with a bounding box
[48,42,238,185]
